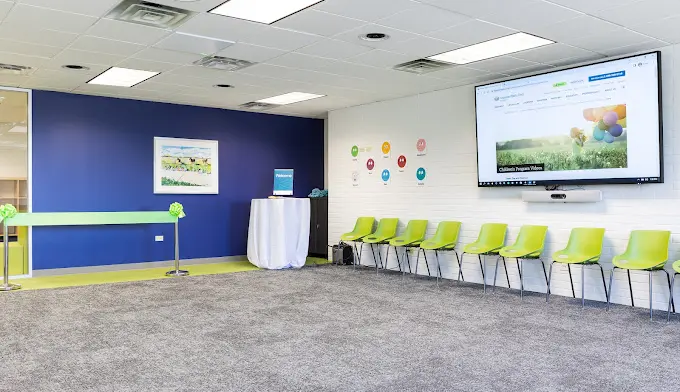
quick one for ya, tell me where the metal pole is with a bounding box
[2,222,21,291]
[166,221,188,277]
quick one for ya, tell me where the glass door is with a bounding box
[0,88,29,275]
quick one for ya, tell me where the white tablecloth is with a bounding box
[247,198,310,269]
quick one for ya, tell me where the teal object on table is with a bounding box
[308,188,328,198]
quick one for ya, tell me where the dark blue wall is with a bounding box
[31,91,324,270]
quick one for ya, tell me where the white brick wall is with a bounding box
[328,46,680,311]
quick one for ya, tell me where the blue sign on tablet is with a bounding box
[273,169,294,196]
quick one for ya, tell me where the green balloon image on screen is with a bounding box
[351,145,359,157]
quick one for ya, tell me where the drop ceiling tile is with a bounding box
[528,16,620,42]
[0,39,62,58]
[592,0,680,27]
[375,3,470,35]
[429,20,516,46]
[346,49,412,69]
[86,19,171,46]
[69,36,146,57]
[240,26,322,51]
[465,56,539,73]
[598,40,667,57]
[502,63,555,77]
[0,74,30,87]
[216,43,287,62]
[425,66,491,81]
[561,29,653,53]
[274,9,366,37]
[296,39,372,60]
[148,0,227,12]
[51,49,127,67]
[4,4,98,34]
[133,48,205,65]
[312,0,417,22]
[631,15,680,44]
[333,24,419,50]
[0,1,12,20]
[16,0,120,17]
[481,1,583,31]
[0,24,77,48]
[511,44,598,64]
[0,52,49,68]
[418,0,539,19]
[548,54,606,67]
[154,33,234,55]
[546,0,642,13]
[177,12,266,42]
[381,36,461,58]
[31,67,102,82]
[21,76,80,91]
[116,58,181,73]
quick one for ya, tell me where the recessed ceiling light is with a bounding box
[428,33,554,65]
[62,64,90,70]
[213,84,234,88]
[256,92,325,105]
[360,33,389,42]
[87,67,159,87]
[210,0,324,24]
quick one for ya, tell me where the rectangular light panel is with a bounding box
[256,92,325,105]
[210,0,324,24]
[428,33,554,65]
[88,67,160,87]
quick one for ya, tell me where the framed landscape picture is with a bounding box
[154,137,219,194]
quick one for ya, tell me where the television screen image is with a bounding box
[475,52,661,187]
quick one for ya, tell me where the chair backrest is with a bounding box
[374,218,399,238]
[476,223,507,249]
[432,221,461,245]
[564,228,605,256]
[514,225,548,252]
[623,230,670,263]
[402,220,428,241]
[353,217,375,236]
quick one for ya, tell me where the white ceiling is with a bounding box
[0,0,675,118]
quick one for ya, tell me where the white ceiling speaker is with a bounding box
[193,55,256,71]
[521,190,603,203]
[107,0,196,29]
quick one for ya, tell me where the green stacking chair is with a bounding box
[340,217,375,268]
[460,223,507,292]
[419,221,462,286]
[606,230,673,320]
[668,260,680,321]
[388,220,428,277]
[496,225,549,299]
[362,218,399,273]
[547,228,606,308]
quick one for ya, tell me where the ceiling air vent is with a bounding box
[194,56,256,71]
[393,59,453,74]
[107,0,196,29]
[239,102,279,111]
[0,63,31,75]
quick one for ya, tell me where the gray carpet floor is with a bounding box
[2,266,680,392]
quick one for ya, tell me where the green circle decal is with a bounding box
[351,145,359,157]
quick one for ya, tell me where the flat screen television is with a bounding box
[475,51,662,187]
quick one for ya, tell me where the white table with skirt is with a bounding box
[247,198,310,269]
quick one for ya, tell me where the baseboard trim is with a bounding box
[32,256,248,277]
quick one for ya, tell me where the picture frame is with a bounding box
[153,137,219,194]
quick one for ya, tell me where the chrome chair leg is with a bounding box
[668,273,677,322]
[664,269,676,313]
[456,251,464,282]
[502,258,510,288]
[492,256,500,293]
[519,258,524,300]
[434,250,441,287]
[423,251,431,277]
[597,264,608,300]
[481,254,487,293]
[546,261,554,303]
[414,248,421,279]
[606,267,616,311]
[567,264,575,298]
[649,270,654,321]
[405,248,412,273]
[540,260,550,294]
[581,263,586,308]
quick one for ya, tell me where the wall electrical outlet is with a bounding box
[155,235,164,242]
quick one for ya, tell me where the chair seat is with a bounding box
[389,237,421,247]
[499,246,541,258]
[340,232,368,241]
[420,240,455,250]
[674,260,680,274]
[612,255,666,271]
[463,242,500,255]
[363,235,392,244]
[552,250,600,264]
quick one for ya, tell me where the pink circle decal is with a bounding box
[366,158,375,170]
[417,139,427,152]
